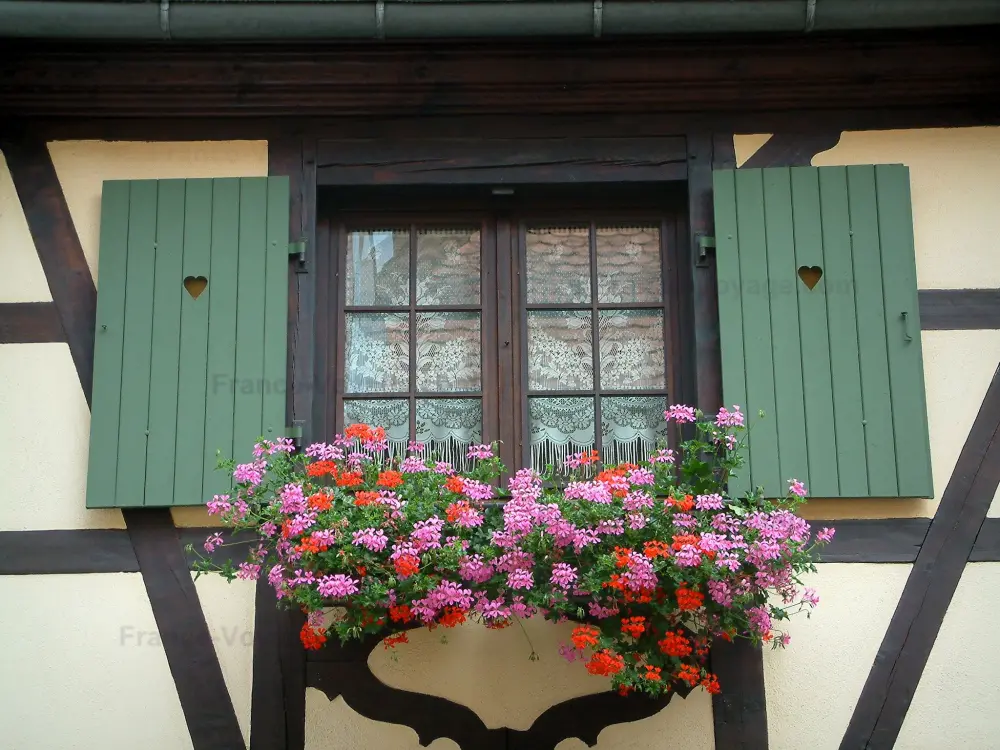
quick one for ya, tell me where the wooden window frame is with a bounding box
[511,211,686,470]
[316,184,688,473]
[330,212,500,463]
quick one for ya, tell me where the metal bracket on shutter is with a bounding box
[289,240,307,273]
[285,421,305,451]
[695,235,716,268]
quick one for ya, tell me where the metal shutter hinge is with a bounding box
[289,240,307,273]
[285,421,305,451]
[696,235,716,268]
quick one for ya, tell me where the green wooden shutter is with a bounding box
[714,165,932,499]
[86,177,291,508]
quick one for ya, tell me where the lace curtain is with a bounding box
[529,396,669,472]
[343,399,483,472]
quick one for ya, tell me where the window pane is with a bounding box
[417,398,482,472]
[596,226,662,303]
[602,396,669,466]
[416,228,481,305]
[529,396,595,474]
[345,312,410,393]
[526,226,591,304]
[416,312,481,392]
[345,230,409,306]
[599,310,665,389]
[344,399,409,459]
[527,310,594,391]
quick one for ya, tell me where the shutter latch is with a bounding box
[695,235,716,268]
[289,240,307,273]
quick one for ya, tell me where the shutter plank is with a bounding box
[203,179,240,499]
[144,180,186,507]
[847,166,898,496]
[735,169,781,497]
[86,181,130,508]
[713,170,751,499]
[173,179,213,506]
[263,177,291,441]
[818,167,869,496]
[789,167,839,496]
[115,180,158,507]
[877,164,934,498]
[233,178,268,463]
[762,168,809,491]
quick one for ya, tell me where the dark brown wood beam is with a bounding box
[1,29,998,121]
[970,517,1000,561]
[1,518,978,576]
[711,639,769,750]
[740,133,843,169]
[270,135,317,446]
[840,361,1000,750]
[0,301,65,343]
[123,510,246,750]
[508,687,690,749]
[813,519,930,563]
[11,106,1000,144]
[919,289,1000,330]
[316,137,687,185]
[0,527,255,574]
[307,645,506,750]
[249,581,306,750]
[705,128,852,750]
[0,138,96,403]
[247,137,313,750]
[693,131,769,750]
[689,129,771,750]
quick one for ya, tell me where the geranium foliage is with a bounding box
[193,405,834,698]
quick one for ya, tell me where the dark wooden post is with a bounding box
[688,132,770,750]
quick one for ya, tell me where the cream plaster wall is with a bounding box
[368,617,607,730]
[0,150,51,302]
[0,573,255,750]
[0,573,193,750]
[764,564,911,750]
[896,563,1000,749]
[306,691,462,750]
[0,342,124,530]
[305,617,715,749]
[47,140,268,281]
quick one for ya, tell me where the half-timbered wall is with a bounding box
[2,126,1000,749]
[735,127,1000,750]
[0,141,266,748]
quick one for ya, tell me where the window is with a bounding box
[337,225,491,473]
[320,188,685,478]
[521,223,671,474]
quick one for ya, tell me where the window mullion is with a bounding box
[590,220,603,459]
[408,224,417,441]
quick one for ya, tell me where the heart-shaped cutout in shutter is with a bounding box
[184,275,208,299]
[797,266,822,290]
